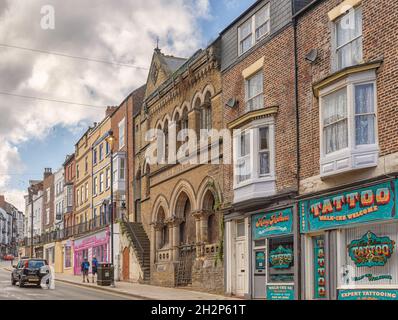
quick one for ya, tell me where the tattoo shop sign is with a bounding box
[299,181,397,233]
[348,231,395,267]
[252,208,293,240]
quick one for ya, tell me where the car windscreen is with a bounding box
[28,260,46,269]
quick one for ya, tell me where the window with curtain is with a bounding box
[259,127,270,176]
[119,158,125,180]
[335,6,363,70]
[119,118,126,149]
[355,83,376,145]
[245,71,264,112]
[236,131,251,184]
[323,87,348,154]
[239,19,252,55]
[99,173,104,193]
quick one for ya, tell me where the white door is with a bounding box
[236,239,247,296]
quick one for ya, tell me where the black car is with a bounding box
[11,258,49,288]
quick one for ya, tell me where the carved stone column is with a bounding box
[166,216,183,261]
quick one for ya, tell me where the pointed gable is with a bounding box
[145,48,187,98]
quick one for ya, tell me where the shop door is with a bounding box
[235,240,247,296]
[253,249,266,299]
[122,247,130,281]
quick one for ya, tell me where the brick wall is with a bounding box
[222,25,298,204]
[296,0,398,182]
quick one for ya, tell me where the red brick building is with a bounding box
[296,0,398,300]
[221,0,311,299]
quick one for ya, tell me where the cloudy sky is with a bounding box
[0,0,254,210]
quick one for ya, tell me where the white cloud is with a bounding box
[0,0,210,211]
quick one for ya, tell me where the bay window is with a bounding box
[245,71,264,112]
[237,132,251,184]
[235,120,273,187]
[334,6,363,71]
[319,70,378,176]
[238,3,270,55]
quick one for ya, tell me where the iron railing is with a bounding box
[19,212,115,247]
[121,213,145,266]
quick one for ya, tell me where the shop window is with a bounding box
[268,236,294,283]
[339,223,398,288]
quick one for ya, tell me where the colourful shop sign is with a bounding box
[269,245,293,269]
[313,235,327,299]
[266,285,295,300]
[299,181,397,233]
[252,208,293,240]
[338,289,398,300]
[348,231,395,267]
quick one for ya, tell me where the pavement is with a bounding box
[55,272,238,300]
[0,261,237,300]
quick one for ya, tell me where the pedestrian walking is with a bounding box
[92,255,98,283]
[81,257,90,283]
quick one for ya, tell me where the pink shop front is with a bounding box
[73,228,110,275]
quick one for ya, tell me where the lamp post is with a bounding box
[106,130,115,287]
[28,186,35,258]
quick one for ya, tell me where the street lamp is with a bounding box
[105,130,115,288]
[28,185,36,258]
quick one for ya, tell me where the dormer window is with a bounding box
[238,3,270,56]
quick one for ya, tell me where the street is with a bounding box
[0,264,135,300]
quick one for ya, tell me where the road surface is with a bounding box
[0,263,136,300]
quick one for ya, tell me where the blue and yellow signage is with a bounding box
[338,289,398,300]
[269,246,293,269]
[266,285,295,300]
[252,208,293,240]
[299,181,397,233]
[348,231,395,267]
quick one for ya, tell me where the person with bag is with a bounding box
[81,257,90,283]
[91,255,98,283]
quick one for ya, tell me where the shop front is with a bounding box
[299,178,398,300]
[251,207,298,300]
[73,228,109,275]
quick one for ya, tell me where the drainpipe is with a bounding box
[292,0,301,300]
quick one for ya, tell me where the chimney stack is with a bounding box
[106,106,118,117]
[44,168,52,179]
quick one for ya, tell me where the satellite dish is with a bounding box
[226,98,238,109]
[305,49,318,63]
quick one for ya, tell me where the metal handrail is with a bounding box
[121,214,145,266]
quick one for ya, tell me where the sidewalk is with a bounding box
[55,273,238,300]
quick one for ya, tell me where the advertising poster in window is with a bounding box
[313,236,327,299]
[252,208,293,240]
[299,180,397,233]
[266,285,294,300]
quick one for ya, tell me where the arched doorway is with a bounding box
[122,247,130,281]
[174,191,195,287]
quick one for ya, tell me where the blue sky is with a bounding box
[1,0,255,210]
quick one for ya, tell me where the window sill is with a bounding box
[320,145,379,178]
[233,177,276,204]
